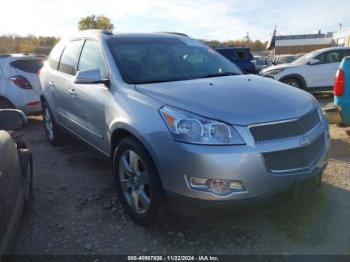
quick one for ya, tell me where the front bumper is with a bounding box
[144,121,329,215]
[165,168,324,216]
[145,117,330,215]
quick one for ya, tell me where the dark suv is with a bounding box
[215,47,257,74]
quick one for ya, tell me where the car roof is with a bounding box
[110,32,189,40]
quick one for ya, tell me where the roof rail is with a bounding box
[79,29,113,36]
[156,32,189,37]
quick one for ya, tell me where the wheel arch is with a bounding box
[109,124,163,185]
[110,124,158,165]
[279,74,307,89]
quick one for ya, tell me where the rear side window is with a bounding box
[48,41,65,70]
[235,50,251,60]
[315,51,342,64]
[10,59,44,73]
[58,40,83,75]
[78,40,108,79]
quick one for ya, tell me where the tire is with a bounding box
[42,101,65,146]
[113,137,166,225]
[18,149,33,209]
[282,78,303,89]
[0,97,15,109]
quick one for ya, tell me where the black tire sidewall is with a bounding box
[18,149,33,207]
[113,137,166,225]
[42,102,64,146]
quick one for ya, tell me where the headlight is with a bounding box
[159,106,245,145]
[263,69,284,76]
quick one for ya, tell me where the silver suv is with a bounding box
[39,30,329,225]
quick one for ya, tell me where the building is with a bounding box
[333,27,350,47]
[267,31,334,55]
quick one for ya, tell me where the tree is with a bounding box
[78,15,114,32]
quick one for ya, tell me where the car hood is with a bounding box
[261,63,296,73]
[135,75,316,126]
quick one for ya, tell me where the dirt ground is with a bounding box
[11,97,350,255]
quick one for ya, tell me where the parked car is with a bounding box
[215,47,257,74]
[39,31,329,225]
[253,55,269,72]
[329,56,350,125]
[0,109,33,257]
[0,54,44,114]
[260,47,350,91]
[272,54,301,65]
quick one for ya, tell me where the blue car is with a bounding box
[215,47,257,74]
[334,56,350,124]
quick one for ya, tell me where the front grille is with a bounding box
[263,134,325,172]
[249,110,320,143]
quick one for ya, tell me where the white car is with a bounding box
[0,54,44,114]
[260,47,350,91]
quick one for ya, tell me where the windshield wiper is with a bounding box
[200,72,241,78]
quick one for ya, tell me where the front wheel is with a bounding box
[113,137,166,225]
[282,78,303,89]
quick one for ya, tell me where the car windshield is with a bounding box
[278,56,298,64]
[107,37,242,84]
[291,52,318,65]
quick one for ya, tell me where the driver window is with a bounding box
[78,40,108,79]
[315,51,341,64]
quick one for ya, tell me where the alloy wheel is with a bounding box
[44,107,54,141]
[285,80,299,88]
[118,150,151,214]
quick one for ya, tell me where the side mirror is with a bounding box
[74,68,110,87]
[0,109,27,130]
[309,58,320,65]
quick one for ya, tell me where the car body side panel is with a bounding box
[0,131,25,255]
[67,83,111,152]
[335,57,350,124]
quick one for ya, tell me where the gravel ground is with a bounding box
[11,97,350,255]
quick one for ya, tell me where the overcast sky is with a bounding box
[1,0,349,41]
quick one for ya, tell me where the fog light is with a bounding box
[208,179,231,195]
[187,176,245,195]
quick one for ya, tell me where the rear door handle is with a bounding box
[68,89,76,96]
[48,81,55,87]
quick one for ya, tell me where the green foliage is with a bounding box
[78,15,114,32]
[202,39,268,51]
[0,35,59,54]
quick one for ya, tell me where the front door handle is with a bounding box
[68,89,76,96]
[48,81,55,88]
